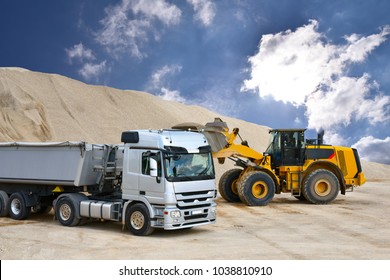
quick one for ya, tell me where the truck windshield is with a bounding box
[164,153,215,182]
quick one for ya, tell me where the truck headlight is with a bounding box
[211,206,217,215]
[170,210,181,218]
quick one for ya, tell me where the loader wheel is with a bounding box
[8,192,31,220]
[303,169,339,204]
[126,203,155,236]
[55,197,80,227]
[0,190,10,217]
[218,169,243,202]
[238,171,275,206]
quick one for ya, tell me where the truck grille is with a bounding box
[175,190,215,209]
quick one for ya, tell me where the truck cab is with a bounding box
[120,129,217,235]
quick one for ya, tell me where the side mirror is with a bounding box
[149,158,158,177]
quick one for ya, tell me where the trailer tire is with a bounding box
[219,169,242,202]
[0,191,10,217]
[126,203,155,236]
[55,197,80,227]
[8,192,31,220]
[303,169,339,204]
[238,171,275,206]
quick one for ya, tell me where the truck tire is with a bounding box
[238,171,275,206]
[55,197,80,227]
[8,192,31,220]
[0,191,10,217]
[218,169,242,202]
[125,203,155,236]
[303,169,339,204]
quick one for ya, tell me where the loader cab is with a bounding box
[265,129,306,168]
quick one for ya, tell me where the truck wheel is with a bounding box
[55,197,80,227]
[218,169,242,202]
[8,192,31,220]
[0,191,10,217]
[303,169,339,204]
[238,171,275,206]
[126,203,155,236]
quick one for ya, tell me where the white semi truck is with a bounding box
[0,129,217,235]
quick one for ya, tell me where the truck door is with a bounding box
[139,150,165,204]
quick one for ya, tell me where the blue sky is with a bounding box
[1,0,389,164]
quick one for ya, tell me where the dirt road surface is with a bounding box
[0,181,389,260]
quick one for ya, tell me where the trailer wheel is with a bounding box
[238,171,275,206]
[0,191,10,217]
[126,203,155,236]
[55,197,80,227]
[218,169,243,202]
[8,192,31,220]
[303,169,339,204]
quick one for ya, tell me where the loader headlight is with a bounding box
[170,210,181,218]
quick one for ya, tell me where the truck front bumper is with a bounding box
[153,203,217,230]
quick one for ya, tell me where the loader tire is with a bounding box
[218,169,243,202]
[8,192,31,220]
[238,171,275,206]
[303,169,339,204]
[55,197,80,227]
[0,190,10,217]
[126,203,155,236]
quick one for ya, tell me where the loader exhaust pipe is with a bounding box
[317,129,325,145]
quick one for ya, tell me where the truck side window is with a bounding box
[142,152,162,176]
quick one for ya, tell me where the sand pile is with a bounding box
[0,67,388,181]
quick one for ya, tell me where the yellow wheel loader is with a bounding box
[173,118,366,206]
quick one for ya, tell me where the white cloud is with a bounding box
[306,74,390,130]
[78,61,108,81]
[151,64,182,86]
[65,42,108,81]
[96,0,181,58]
[159,88,186,103]
[242,20,390,133]
[147,64,185,103]
[65,43,95,62]
[352,136,390,164]
[187,0,216,26]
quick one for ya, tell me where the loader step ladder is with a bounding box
[92,145,118,191]
[289,171,302,197]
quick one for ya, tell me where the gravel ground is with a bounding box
[1,181,389,260]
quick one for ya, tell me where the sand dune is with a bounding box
[0,67,388,180]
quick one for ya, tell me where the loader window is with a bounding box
[281,131,305,166]
[266,130,305,167]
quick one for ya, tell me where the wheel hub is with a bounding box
[59,204,71,221]
[252,181,268,199]
[11,199,21,215]
[314,180,331,196]
[131,211,145,230]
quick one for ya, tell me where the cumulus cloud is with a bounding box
[96,0,181,58]
[65,43,108,81]
[159,88,186,103]
[242,20,390,144]
[242,20,390,129]
[187,0,216,26]
[66,43,95,62]
[241,20,390,159]
[352,136,390,164]
[147,64,186,103]
[78,61,108,81]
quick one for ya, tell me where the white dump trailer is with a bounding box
[0,130,217,235]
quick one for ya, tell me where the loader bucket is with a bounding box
[203,118,229,152]
[172,118,229,153]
